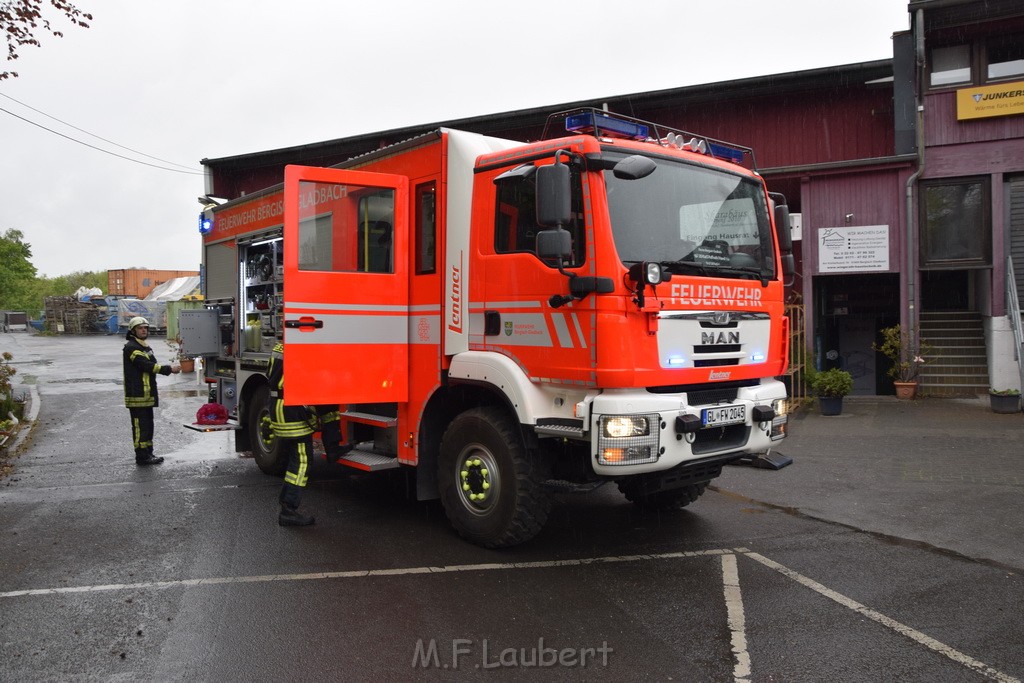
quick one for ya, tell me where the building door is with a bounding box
[814,273,899,395]
[1010,175,1024,297]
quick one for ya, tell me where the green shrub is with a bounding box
[811,367,853,398]
[0,351,15,417]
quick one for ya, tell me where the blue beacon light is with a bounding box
[566,112,650,140]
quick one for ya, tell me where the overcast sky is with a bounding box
[1,0,910,278]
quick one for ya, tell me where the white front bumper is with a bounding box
[586,379,788,477]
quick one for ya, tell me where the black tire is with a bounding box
[249,385,287,476]
[617,481,707,511]
[438,407,551,548]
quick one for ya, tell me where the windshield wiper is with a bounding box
[658,260,709,276]
[714,265,770,286]
[660,261,769,286]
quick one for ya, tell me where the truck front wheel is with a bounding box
[249,385,287,476]
[438,407,551,548]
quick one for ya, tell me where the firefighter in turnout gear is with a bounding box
[122,316,180,465]
[267,342,351,526]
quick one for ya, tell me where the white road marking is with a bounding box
[721,554,751,683]
[1,546,1016,683]
[0,548,731,598]
[741,551,1020,683]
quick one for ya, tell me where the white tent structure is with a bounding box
[144,276,201,301]
[117,276,203,335]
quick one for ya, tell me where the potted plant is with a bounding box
[810,367,853,416]
[989,388,1021,414]
[172,337,196,373]
[874,325,929,399]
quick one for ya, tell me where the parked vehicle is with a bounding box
[181,109,794,547]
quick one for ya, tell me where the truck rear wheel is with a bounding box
[617,481,707,511]
[438,407,550,548]
[249,385,287,476]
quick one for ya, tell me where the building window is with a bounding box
[920,178,991,269]
[930,44,972,88]
[987,35,1024,81]
[929,35,1024,89]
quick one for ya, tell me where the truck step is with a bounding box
[339,411,397,428]
[336,447,400,472]
[534,423,585,439]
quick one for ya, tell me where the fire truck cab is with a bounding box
[187,109,794,547]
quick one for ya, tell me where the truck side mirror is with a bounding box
[775,203,793,253]
[536,160,571,228]
[774,203,795,286]
[536,228,572,260]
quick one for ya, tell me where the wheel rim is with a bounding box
[454,444,501,516]
[256,411,274,456]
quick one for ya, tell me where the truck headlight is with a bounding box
[602,415,650,438]
[598,414,660,465]
[770,399,788,440]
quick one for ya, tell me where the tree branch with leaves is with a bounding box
[1,0,91,80]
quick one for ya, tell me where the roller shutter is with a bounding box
[204,241,237,301]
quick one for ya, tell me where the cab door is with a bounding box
[282,165,409,404]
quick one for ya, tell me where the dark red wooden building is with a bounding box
[202,0,1024,397]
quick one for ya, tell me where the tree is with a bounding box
[0,229,37,312]
[1,0,91,80]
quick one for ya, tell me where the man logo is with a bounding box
[973,93,983,103]
[504,321,513,336]
[712,312,731,326]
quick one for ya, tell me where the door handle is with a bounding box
[285,317,324,329]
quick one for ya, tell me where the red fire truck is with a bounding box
[183,109,793,547]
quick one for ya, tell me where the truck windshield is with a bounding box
[604,155,775,280]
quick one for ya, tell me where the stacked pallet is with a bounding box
[43,296,104,334]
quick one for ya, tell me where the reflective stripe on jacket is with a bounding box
[123,338,171,408]
[266,342,316,438]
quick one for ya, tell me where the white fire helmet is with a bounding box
[128,316,151,331]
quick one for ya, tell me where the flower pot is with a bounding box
[178,358,196,373]
[818,396,844,416]
[893,381,918,400]
[990,393,1021,414]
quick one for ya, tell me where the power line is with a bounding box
[0,96,204,175]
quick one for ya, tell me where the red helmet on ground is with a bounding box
[196,403,229,425]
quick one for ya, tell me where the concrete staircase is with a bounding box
[918,311,989,396]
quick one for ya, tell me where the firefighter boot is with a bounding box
[279,504,315,527]
[136,449,164,466]
[326,443,353,463]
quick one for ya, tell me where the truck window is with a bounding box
[494,164,585,268]
[296,184,395,274]
[415,182,436,275]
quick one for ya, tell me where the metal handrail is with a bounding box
[785,303,806,403]
[1006,255,1024,393]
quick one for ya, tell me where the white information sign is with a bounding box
[818,225,890,273]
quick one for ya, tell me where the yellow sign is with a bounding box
[957,80,1024,120]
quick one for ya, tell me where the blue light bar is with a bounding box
[709,142,746,164]
[198,214,213,235]
[566,112,650,140]
[667,356,687,367]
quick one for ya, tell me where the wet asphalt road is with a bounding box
[0,333,1022,682]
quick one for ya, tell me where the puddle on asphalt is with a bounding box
[163,389,203,398]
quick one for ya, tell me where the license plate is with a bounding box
[701,405,746,427]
